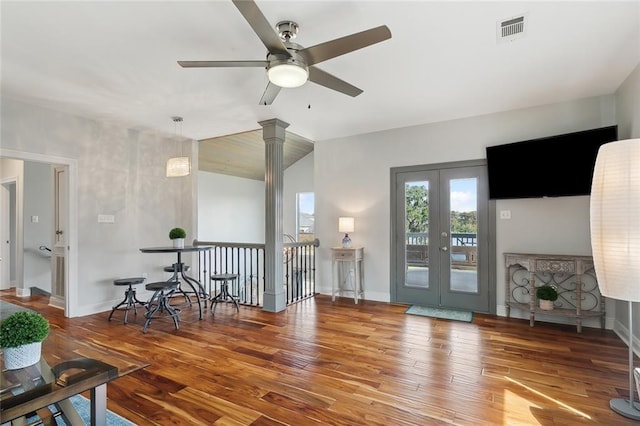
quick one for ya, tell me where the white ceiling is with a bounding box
[2,1,639,143]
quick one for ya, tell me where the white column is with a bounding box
[260,119,288,312]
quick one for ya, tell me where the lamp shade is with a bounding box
[268,63,308,88]
[590,138,640,302]
[338,217,355,233]
[166,157,190,177]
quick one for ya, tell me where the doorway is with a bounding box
[0,150,77,317]
[391,160,494,313]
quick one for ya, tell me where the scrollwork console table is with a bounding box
[504,253,605,332]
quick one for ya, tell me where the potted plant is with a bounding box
[536,285,558,310]
[0,311,50,370]
[169,227,186,249]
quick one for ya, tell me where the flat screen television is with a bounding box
[486,125,618,199]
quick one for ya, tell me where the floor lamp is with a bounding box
[590,138,640,420]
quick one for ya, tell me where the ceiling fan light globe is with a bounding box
[268,63,308,88]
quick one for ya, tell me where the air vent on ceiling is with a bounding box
[497,14,526,43]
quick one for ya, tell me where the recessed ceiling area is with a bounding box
[199,130,313,181]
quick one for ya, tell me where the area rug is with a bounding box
[66,394,136,426]
[405,305,473,322]
[0,299,33,318]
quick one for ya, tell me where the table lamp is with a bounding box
[338,217,354,248]
[590,138,640,420]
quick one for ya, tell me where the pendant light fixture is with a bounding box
[166,116,191,177]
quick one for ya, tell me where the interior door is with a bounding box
[392,162,490,312]
[49,166,67,309]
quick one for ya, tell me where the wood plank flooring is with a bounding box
[1,290,637,425]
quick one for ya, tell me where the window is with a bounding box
[297,192,314,242]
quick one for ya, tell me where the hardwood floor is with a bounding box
[1,290,637,425]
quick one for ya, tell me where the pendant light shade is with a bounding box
[166,156,190,177]
[166,116,190,177]
[590,138,640,302]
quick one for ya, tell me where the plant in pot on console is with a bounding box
[169,227,187,249]
[536,285,558,311]
[0,311,50,370]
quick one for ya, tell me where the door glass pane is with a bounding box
[405,181,429,288]
[449,178,478,293]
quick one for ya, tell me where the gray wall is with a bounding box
[314,94,617,326]
[197,171,264,244]
[23,161,53,292]
[1,99,196,316]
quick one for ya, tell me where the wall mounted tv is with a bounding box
[486,125,618,200]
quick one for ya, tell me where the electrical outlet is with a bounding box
[500,210,512,219]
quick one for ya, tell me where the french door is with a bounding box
[391,160,492,312]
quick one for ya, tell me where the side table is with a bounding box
[331,247,364,303]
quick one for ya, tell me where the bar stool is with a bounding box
[108,277,146,323]
[210,273,240,314]
[143,281,180,333]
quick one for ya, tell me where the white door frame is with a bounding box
[0,148,78,317]
[0,178,17,290]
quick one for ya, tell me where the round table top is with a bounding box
[139,246,211,253]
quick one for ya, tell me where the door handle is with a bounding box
[440,246,448,252]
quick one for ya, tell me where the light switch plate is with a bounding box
[500,210,511,219]
[98,214,115,224]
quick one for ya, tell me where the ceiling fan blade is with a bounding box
[178,60,267,68]
[258,81,282,105]
[298,25,391,66]
[232,0,290,56]
[308,67,363,97]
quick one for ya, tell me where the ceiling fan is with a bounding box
[178,0,392,105]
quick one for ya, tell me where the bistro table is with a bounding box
[0,326,148,425]
[139,245,211,320]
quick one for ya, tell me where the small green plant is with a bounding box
[536,285,558,301]
[0,311,50,348]
[169,227,186,240]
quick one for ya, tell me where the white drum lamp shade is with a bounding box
[590,138,640,420]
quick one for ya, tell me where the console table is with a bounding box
[504,252,605,332]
